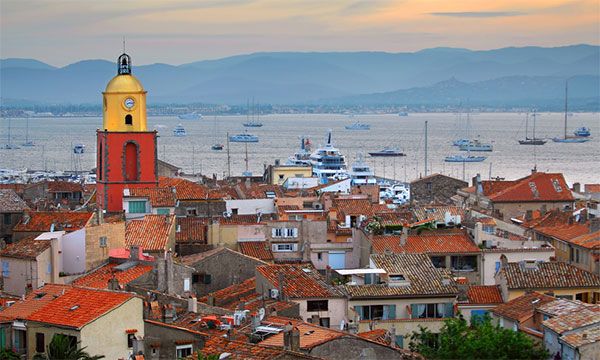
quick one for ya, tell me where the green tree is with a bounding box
[0,348,21,360]
[409,314,548,360]
[32,334,105,360]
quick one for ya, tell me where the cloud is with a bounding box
[340,0,394,15]
[429,11,526,18]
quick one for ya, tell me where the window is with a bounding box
[1,261,9,277]
[156,208,170,215]
[430,256,446,268]
[36,333,44,353]
[319,318,330,328]
[389,274,406,282]
[184,278,191,292]
[46,263,52,275]
[411,303,453,319]
[128,201,147,214]
[451,256,477,271]
[186,208,197,216]
[125,114,133,125]
[99,236,107,248]
[317,253,323,261]
[273,228,283,238]
[307,300,328,312]
[176,344,193,358]
[3,214,11,225]
[278,174,285,180]
[470,310,489,324]
[272,243,297,252]
[354,305,396,320]
[203,274,212,284]
[272,228,298,238]
[127,333,135,348]
[265,191,276,199]
[495,261,501,273]
[124,142,139,181]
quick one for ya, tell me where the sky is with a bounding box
[1,0,599,66]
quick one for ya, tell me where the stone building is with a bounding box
[410,174,468,205]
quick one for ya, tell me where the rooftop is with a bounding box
[158,177,222,201]
[560,324,600,348]
[72,262,153,289]
[0,189,29,212]
[199,336,286,360]
[0,235,51,260]
[543,307,600,334]
[239,241,274,261]
[258,316,344,350]
[13,211,93,233]
[465,285,503,305]
[180,247,267,267]
[499,261,600,290]
[492,292,554,322]
[176,217,207,243]
[371,230,480,255]
[256,264,344,299]
[537,298,597,317]
[125,214,175,252]
[485,172,574,203]
[127,187,176,208]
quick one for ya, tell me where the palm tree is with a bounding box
[32,334,105,360]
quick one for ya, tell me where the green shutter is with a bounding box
[354,306,363,320]
[395,335,404,348]
[444,303,454,317]
[129,201,147,213]
[156,208,170,215]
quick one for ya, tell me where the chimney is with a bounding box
[107,274,120,291]
[163,305,175,324]
[476,174,483,195]
[540,204,547,216]
[400,227,409,246]
[277,272,285,301]
[97,208,104,224]
[325,266,332,283]
[187,296,198,313]
[525,210,533,221]
[283,325,292,350]
[130,245,140,262]
[310,314,320,325]
[457,283,469,302]
[572,182,581,193]
[290,327,300,352]
[207,295,215,306]
[166,250,174,294]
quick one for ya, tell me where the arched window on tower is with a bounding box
[125,114,133,125]
[124,142,139,181]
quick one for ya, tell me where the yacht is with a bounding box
[285,137,312,166]
[348,154,376,186]
[553,82,590,143]
[173,124,187,137]
[573,127,591,137]
[229,132,259,143]
[369,148,405,157]
[459,139,493,152]
[309,131,348,182]
[519,112,547,145]
[242,120,263,127]
[345,121,370,130]
[178,112,202,120]
[444,154,486,163]
[453,139,471,146]
[380,183,410,205]
[211,144,224,151]
[73,144,85,154]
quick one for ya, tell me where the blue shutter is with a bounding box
[495,261,501,273]
[411,304,418,318]
[1,261,9,277]
[47,263,52,274]
[354,306,363,320]
[383,305,396,320]
[364,274,372,284]
[395,335,404,348]
[471,310,488,324]
[444,303,454,317]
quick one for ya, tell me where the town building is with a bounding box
[0,189,29,244]
[411,173,468,205]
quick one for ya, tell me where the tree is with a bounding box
[409,313,548,360]
[32,334,105,360]
[0,348,21,360]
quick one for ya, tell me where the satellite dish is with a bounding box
[339,319,346,330]
[258,308,266,321]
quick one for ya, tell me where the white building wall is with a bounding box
[226,199,275,215]
[61,229,86,275]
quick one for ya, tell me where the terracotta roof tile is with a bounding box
[537,298,597,317]
[125,214,174,252]
[0,284,70,322]
[500,261,600,290]
[13,211,93,233]
[543,308,600,334]
[357,329,390,345]
[239,241,274,261]
[486,172,574,203]
[560,325,600,348]
[371,231,480,254]
[72,262,153,289]
[128,187,176,207]
[344,253,458,298]
[492,292,555,322]
[413,206,466,223]
[465,285,503,304]
[332,197,374,218]
[0,236,51,260]
[584,184,600,193]
[180,247,267,267]
[176,217,207,243]
[258,317,344,350]
[569,231,600,250]
[158,177,222,200]
[200,337,286,359]
[46,181,83,193]
[256,264,343,299]
[0,189,29,212]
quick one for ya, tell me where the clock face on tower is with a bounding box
[124,97,135,110]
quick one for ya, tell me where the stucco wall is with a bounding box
[310,336,406,360]
[80,296,145,360]
[297,298,348,329]
[0,254,50,296]
[226,199,275,215]
[62,229,86,275]
[85,220,126,271]
[26,323,80,358]
[143,321,205,360]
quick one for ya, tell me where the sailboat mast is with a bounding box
[424,121,428,177]
[525,113,529,139]
[7,118,12,146]
[532,111,537,139]
[25,118,29,142]
[564,81,568,139]
[245,142,249,173]
[226,132,231,178]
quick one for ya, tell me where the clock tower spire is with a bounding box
[96,53,158,213]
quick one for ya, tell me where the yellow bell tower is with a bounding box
[102,53,147,132]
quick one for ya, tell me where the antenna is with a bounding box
[258,308,266,321]
[122,36,126,53]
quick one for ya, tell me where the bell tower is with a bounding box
[96,53,158,212]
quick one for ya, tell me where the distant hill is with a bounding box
[1,44,598,107]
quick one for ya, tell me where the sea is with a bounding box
[1,112,599,184]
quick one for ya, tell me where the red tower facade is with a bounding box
[96,54,158,212]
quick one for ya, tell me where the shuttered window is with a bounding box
[128,201,147,213]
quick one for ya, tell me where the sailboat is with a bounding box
[243,99,263,127]
[22,118,35,147]
[211,116,224,151]
[553,82,590,143]
[519,112,546,145]
[2,118,20,150]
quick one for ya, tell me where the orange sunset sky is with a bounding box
[1,0,598,66]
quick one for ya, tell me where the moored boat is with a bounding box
[573,127,591,137]
[369,148,406,157]
[459,139,493,152]
[444,154,487,163]
[178,112,202,120]
[345,121,370,130]
[229,132,259,143]
[173,124,187,137]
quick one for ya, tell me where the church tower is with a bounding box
[96,53,158,212]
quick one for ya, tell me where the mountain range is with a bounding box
[1,44,598,108]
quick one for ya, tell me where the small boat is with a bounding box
[519,112,546,145]
[398,111,408,117]
[2,118,20,150]
[310,130,348,182]
[242,120,263,127]
[573,127,591,137]
[369,148,406,157]
[211,144,224,151]
[211,116,223,150]
[453,138,470,146]
[229,132,259,143]
[345,121,370,130]
[73,144,85,154]
[22,118,35,147]
[173,124,187,137]
[553,82,590,143]
[178,112,202,120]
[444,154,486,163]
[459,139,493,152]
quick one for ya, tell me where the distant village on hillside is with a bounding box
[0,53,598,360]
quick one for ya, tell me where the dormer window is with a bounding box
[389,274,406,281]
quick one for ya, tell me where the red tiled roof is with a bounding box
[0,285,135,329]
[128,187,176,207]
[0,236,51,260]
[486,172,574,203]
[542,308,600,334]
[500,261,600,290]
[13,211,93,233]
[371,231,480,254]
[158,177,222,200]
[219,214,273,225]
[46,181,83,193]
[176,217,207,243]
[584,184,600,193]
[466,285,503,305]
[258,316,344,349]
[200,337,284,359]
[125,214,174,251]
[535,223,589,242]
[0,189,29,212]
[72,262,153,289]
[256,264,343,299]
[332,197,374,218]
[357,329,390,345]
[239,241,274,261]
[198,277,256,305]
[570,231,600,250]
[237,183,285,199]
[492,292,554,322]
